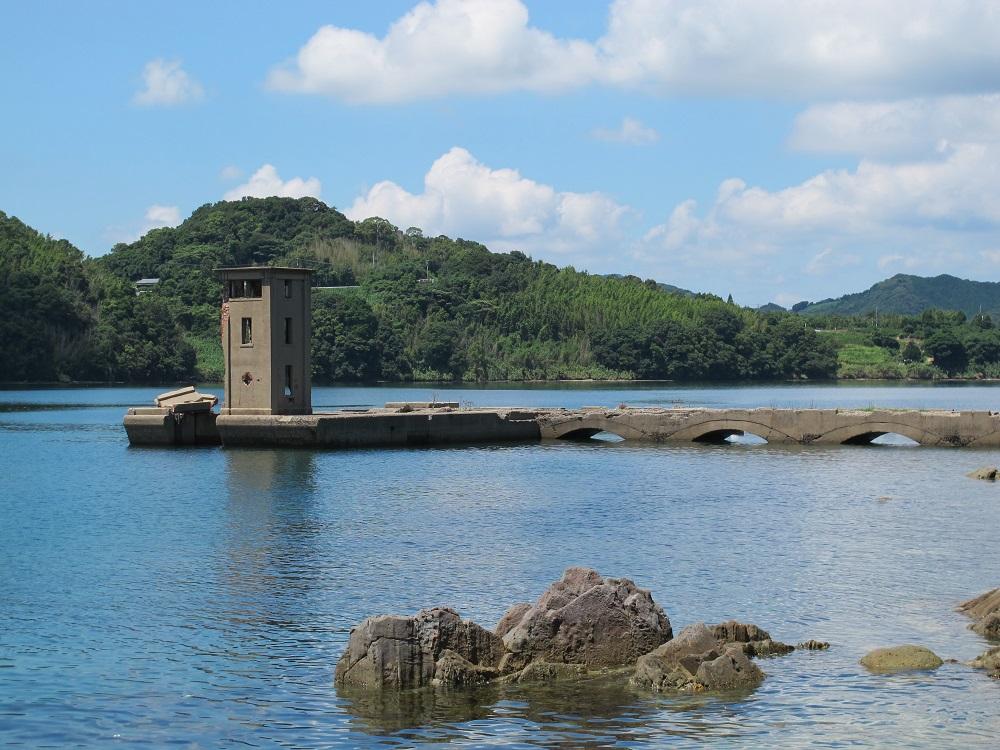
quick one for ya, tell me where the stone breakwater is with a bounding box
[334,567,816,694]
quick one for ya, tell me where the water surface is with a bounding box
[1,383,999,748]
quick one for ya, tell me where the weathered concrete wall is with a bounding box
[123,408,221,446]
[216,408,543,448]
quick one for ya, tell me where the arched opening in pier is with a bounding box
[841,431,920,446]
[692,429,768,445]
[558,427,627,443]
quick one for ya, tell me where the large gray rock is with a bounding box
[335,607,505,690]
[631,623,764,692]
[500,567,672,671]
[860,645,943,673]
[711,620,795,657]
[959,588,1000,640]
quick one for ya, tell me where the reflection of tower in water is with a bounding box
[217,448,325,635]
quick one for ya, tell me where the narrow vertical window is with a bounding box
[284,317,292,345]
[284,279,292,299]
[284,365,293,398]
[241,317,252,345]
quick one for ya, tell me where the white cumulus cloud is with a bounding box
[640,140,1000,303]
[591,117,660,145]
[267,0,598,104]
[223,164,322,201]
[790,94,1000,157]
[348,147,631,261]
[267,0,1000,104]
[133,59,204,106]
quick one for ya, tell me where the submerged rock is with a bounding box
[500,567,672,671]
[860,645,943,673]
[798,639,831,650]
[711,620,795,656]
[631,623,764,692]
[335,607,504,690]
[496,660,587,685]
[958,588,1000,640]
[966,466,999,480]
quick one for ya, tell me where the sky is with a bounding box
[4,0,1000,307]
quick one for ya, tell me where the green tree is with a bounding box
[901,341,922,363]
[923,329,967,374]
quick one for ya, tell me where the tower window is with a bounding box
[284,280,292,298]
[241,317,253,345]
[284,365,294,399]
[284,317,293,344]
[228,279,262,299]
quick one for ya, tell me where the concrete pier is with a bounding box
[125,404,1000,448]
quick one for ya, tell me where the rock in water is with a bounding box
[500,567,672,671]
[958,588,1000,640]
[711,620,795,656]
[335,607,504,690]
[968,646,1000,678]
[860,645,943,673]
[631,623,764,692]
[966,466,999,480]
[798,639,831,650]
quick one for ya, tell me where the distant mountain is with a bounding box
[798,274,1000,318]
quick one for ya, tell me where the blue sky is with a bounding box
[4,1,1000,306]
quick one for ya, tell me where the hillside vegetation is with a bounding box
[3,198,839,383]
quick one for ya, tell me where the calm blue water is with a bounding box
[2,383,1000,748]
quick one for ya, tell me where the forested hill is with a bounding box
[1,198,836,384]
[798,274,1000,318]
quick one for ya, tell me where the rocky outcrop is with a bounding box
[860,645,943,673]
[968,646,1000,678]
[500,567,672,671]
[631,623,765,692]
[958,588,1000,640]
[711,620,795,657]
[967,466,1000,480]
[335,568,820,697]
[335,607,505,690]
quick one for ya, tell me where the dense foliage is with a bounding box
[3,199,840,384]
[0,211,193,382]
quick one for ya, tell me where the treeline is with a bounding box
[2,198,837,384]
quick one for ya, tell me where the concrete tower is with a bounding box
[218,266,313,416]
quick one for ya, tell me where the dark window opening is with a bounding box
[241,317,252,345]
[284,279,292,299]
[228,279,262,299]
[284,317,292,345]
[283,365,294,399]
